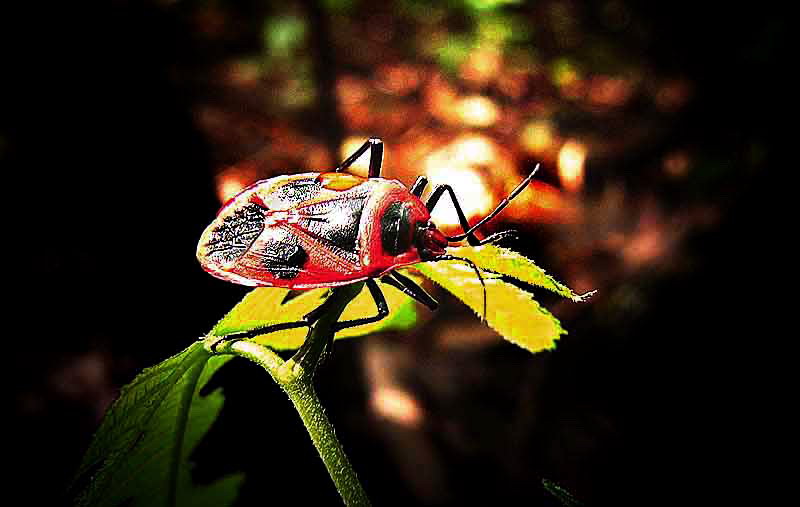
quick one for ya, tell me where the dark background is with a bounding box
[3,1,784,505]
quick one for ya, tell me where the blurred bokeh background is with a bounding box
[3,1,784,505]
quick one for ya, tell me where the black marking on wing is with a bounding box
[204,203,265,264]
[296,195,366,263]
[273,177,322,207]
[258,233,309,280]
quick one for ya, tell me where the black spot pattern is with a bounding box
[259,236,308,279]
[204,203,265,265]
[298,196,366,262]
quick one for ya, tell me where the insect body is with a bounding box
[198,171,441,289]
[198,138,538,343]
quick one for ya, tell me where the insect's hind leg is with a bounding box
[209,280,389,354]
[207,294,340,352]
[336,137,384,178]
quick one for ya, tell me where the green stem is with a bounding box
[284,379,370,506]
[210,283,370,506]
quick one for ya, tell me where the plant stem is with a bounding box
[284,379,370,506]
[212,283,370,506]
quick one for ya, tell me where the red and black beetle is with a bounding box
[198,138,538,342]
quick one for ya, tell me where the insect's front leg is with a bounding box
[439,164,540,243]
[381,270,439,311]
[425,184,483,246]
[426,170,535,246]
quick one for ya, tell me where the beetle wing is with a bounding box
[223,175,380,287]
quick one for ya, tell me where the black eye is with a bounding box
[380,201,412,255]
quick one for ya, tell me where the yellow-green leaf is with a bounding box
[209,273,421,350]
[210,287,325,347]
[416,245,592,353]
[444,244,596,301]
[416,262,564,353]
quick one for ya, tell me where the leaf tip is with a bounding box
[572,289,598,303]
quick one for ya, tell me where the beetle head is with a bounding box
[415,221,448,260]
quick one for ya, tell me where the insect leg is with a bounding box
[208,293,341,352]
[410,175,428,197]
[304,281,389,359]
[208,320,311,352]
[333,279,389,331]
[381,271,439,311]
[446,164,539,243]
[336,137,384,178]
[425,184,482,246]
[426,164,540,246]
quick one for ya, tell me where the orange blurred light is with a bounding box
[215,162,257,204]
[655,79,692,112]
[423,135,496,227]
[425,73,460,124]
[663,150,691,179]
[456,95,499,127]
[497,70,528,99]
[370,387,423,427]
[305,143,333,171]
[227,60,261,88]
[336,75,368,105]
[504,179,580,224]
[587,75,633,108]
[620,204,675,269]
[623,225,664,268]
[376,63,422,96]
[557,140,587,192]
[520,120,554,155]
[451,135,496,165]
[341,102,373,130]
[460,48,502,86]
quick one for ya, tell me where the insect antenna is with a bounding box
[446,163,540,242]
[434,254,487,320]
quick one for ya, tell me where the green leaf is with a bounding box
[542,478,583,506]
[210,271,421,350]
[416,245,593,353]
[73,343,242,507]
